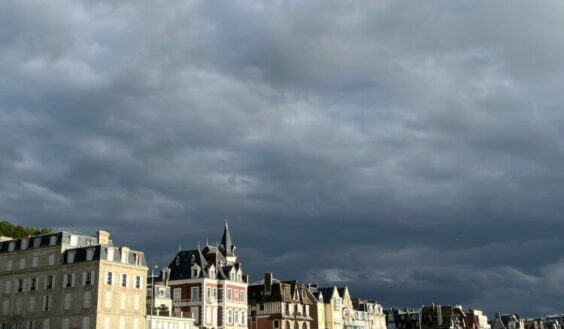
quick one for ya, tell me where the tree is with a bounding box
[0,221,52,238]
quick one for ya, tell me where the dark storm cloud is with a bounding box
[2,0,564,317]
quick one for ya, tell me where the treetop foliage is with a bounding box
[0,221,52,238]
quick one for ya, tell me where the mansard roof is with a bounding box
[0,231,107,254]
[248,280,313,305]
[167,248,243,281]
[62,245,146,266]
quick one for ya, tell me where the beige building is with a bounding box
[0,230,148,329]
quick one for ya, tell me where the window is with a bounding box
[70,235,78,246]
[2,300,8,315]
[84,292,91,308]
[86,249,94,261]
[19,258,25,269]
[120,294,126,309]
[48,255,55,266]
[17,279,23,292]
[228,310,233,324]
[49,236,57,246]
[30,277,37,291]
[207,287,211,299]
[32,256,38,268]
[119,318,124,329]
[273,320,280,329]
[228,289,232,301]
[62,319,69,329]
[135,254,142,266]
[28,296,35,312]
[43,320,49,329]
[6,260,13,271]
[83,271,93,286]
[5,280,11,293]
[33,238,41,248]
[82,317,89,329]
[133,319,139,329]
[235,290,238,301]
[260,304,264,311]
[242,312,246,324]
[107,248,114,261]
[240,290,245,303]
[302,323,307,329]
[121,274,128,287]
[8,242,15,252]
[191,287,199,301]
[64,294,71,310]
[45,276,53,289]
[21,239,29,250]
[42,295,51,311]
[235,311,239,324]
[67,252,75,264]
[105,272,113,285]
[15,298,22,314]
[121,252,128,263]
[174,288,182,301]
[134,295,140,310]
[294,322,299,329]
[238,273,241,282]
[104,317,110,329]
[28,320,36,329]
[135,276,142,289]
[214,288,217,298]
[64,273,74,288]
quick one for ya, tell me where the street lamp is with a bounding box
[150,265,159,329]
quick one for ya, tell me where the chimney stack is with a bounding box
[265,272,273,296]
[97,230,110,245]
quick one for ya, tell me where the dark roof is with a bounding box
[317,287,336,301]
[248,280,313,305]
[62,245,146,266]
[0,231,110,254]
[220,223,235,257]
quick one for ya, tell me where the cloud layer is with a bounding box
[2,0,564,317]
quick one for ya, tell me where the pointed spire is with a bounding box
[220,222,234,257]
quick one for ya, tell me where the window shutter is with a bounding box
[112,272,116,286]
[82,272,87,286]
[52,275,56,288]
[42,296,46,310]
[91,271,95,284]
[104,272,108,285]
[63,275,68,288]
[72,273,76,287]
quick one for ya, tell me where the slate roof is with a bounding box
[0,231,110,254]
[248,280,313,305]
[317,287,337,301]
[61,244,147,266]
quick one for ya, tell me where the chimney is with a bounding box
[265,272,273,296]
[243,274,249,283]
[98,230,110,245]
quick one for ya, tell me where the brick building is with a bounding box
[161,224,248,329]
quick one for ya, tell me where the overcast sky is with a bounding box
[3,0,564,318]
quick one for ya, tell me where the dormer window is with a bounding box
[67,251,75,264]
[86,248,94,261]
[8,242,15,252]
[107,248,114,261]
[121,251,128,264]
[21,239,29,250]
[135,254,142,266]
[49,235,57,246]
[33,238,41,248]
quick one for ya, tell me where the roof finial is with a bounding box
[225,218,229,228]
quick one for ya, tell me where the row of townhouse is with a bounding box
[244,273,386,329]
[384,304,490,329]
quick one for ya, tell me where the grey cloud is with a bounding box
[2,0,564,318]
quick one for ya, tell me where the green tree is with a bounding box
[0,221,51,238]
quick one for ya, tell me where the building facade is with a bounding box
[161,224,248,329]
[0,230,147,329]
[247,273,313,329]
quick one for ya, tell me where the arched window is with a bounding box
[294,322,299,329]
[302,323,307,329]
[285,322,291,329]
[273,320,280,329]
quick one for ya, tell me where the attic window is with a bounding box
[21,239,29,250]
[49,235,57,246]
[86,248,94,261]
[33,238,41,248]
